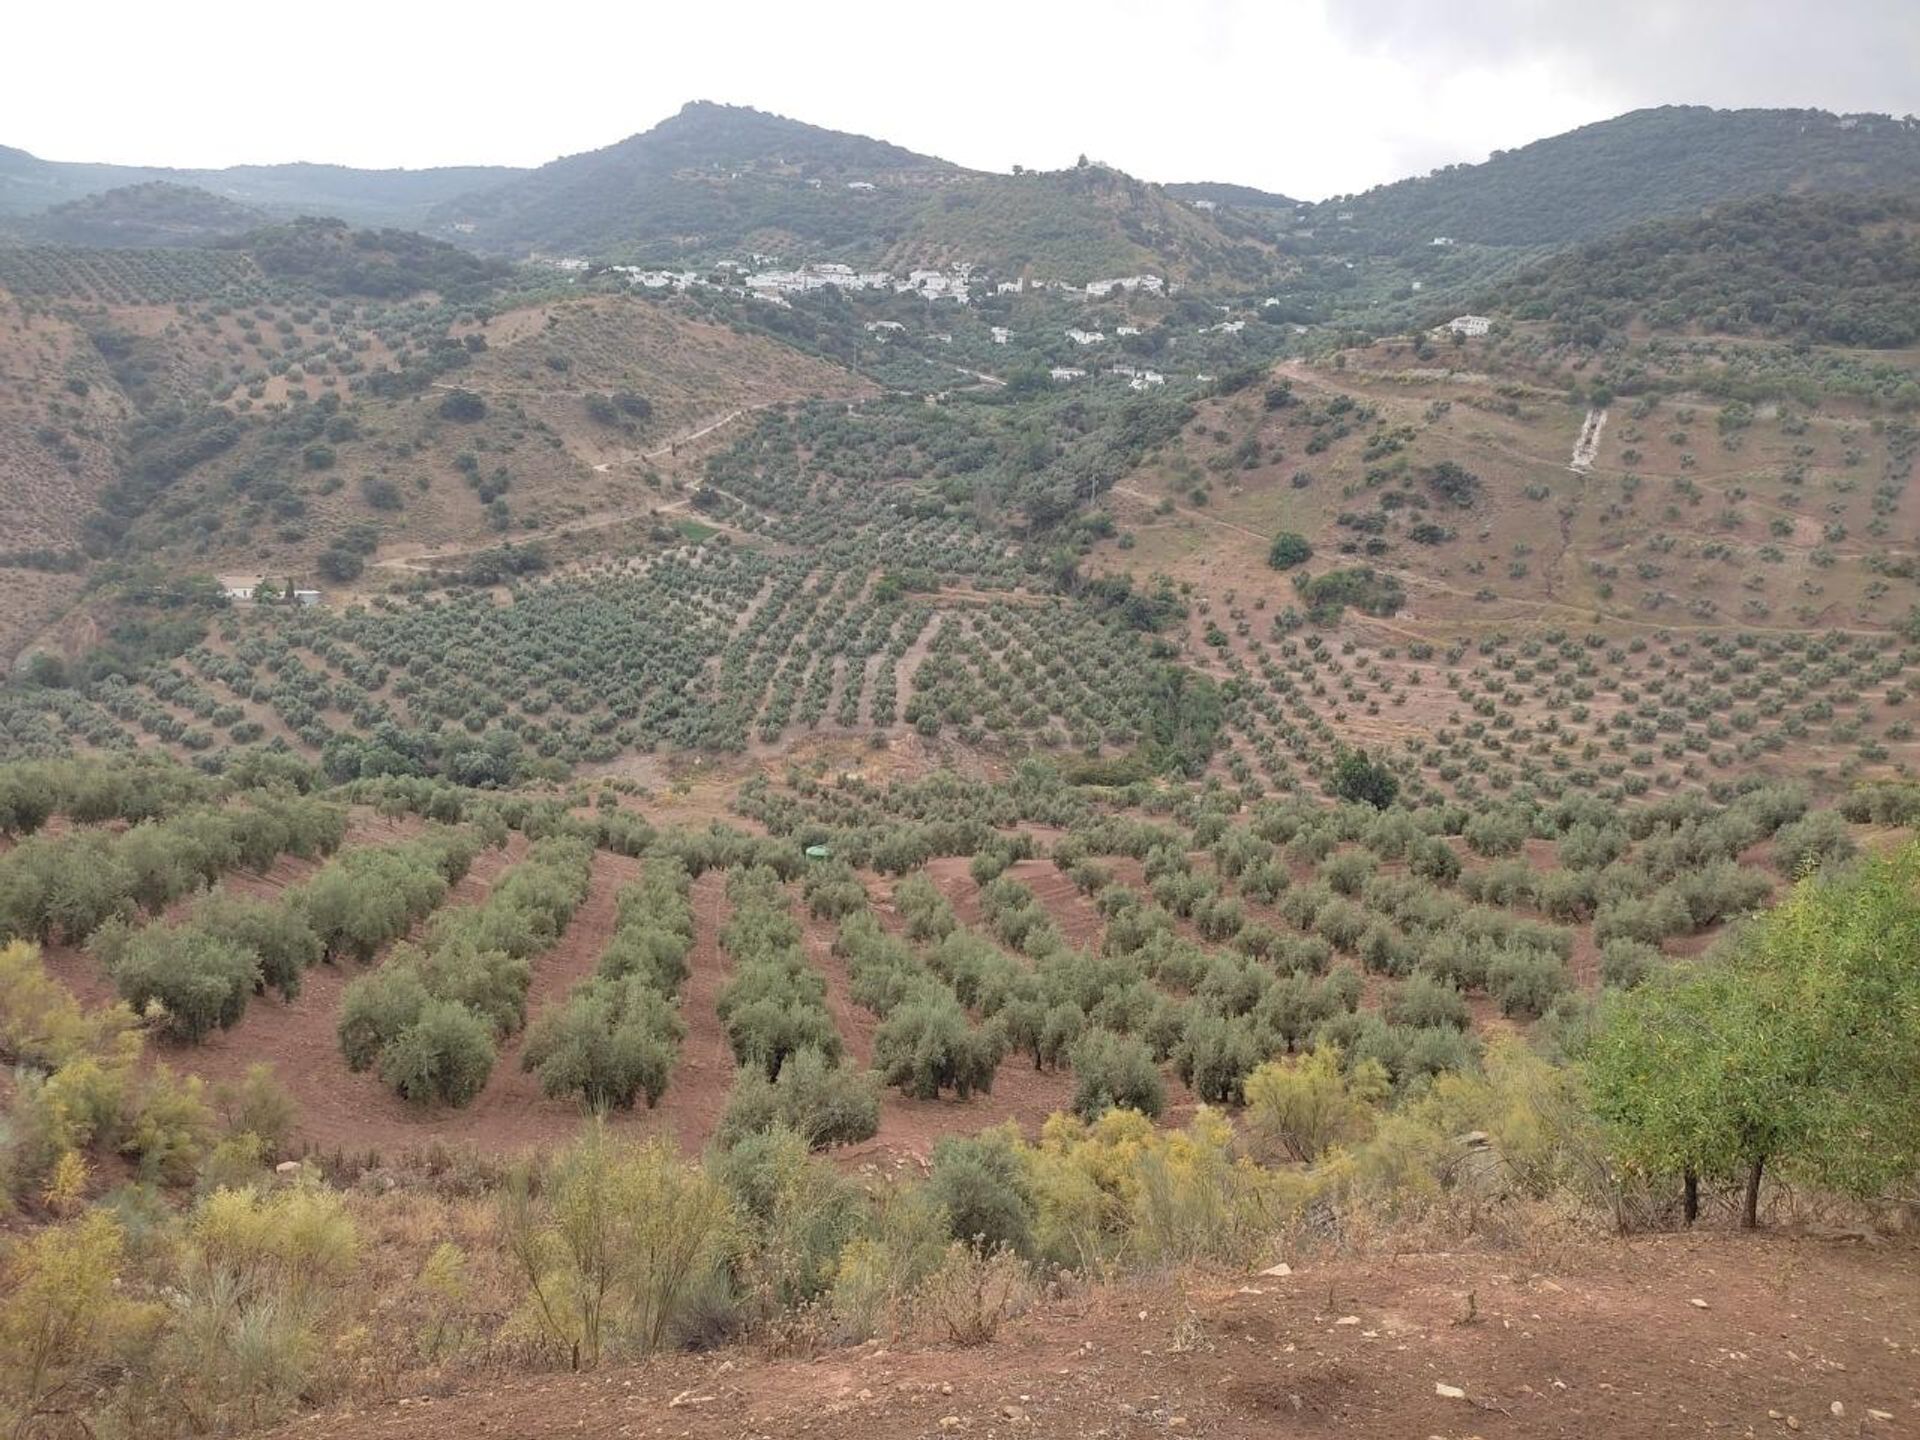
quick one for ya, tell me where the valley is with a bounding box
[0,87,1917,1440]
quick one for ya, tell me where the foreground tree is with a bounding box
[1587,845,1920,1227]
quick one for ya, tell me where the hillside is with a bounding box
[1165,180,1304,211]
[428,101,960,259]
[1313,106,1920,252]
[429,103,1276,283]
[0,143,524,227]
[4,89,1920,1440]
[883,164,1278,283]
[234,215,514,299]
[1483,191,1920,349]
[22,180,268,247]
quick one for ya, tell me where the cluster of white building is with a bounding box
[611,260,979,305]
[1084,275,1165,298]
[1112,364,1166,390]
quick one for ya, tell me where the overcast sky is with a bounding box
[9,0,1917,200]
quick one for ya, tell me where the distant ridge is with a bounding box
[0,145,523,229]
[1305,106,1920,250]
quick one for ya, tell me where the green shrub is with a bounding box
[521,974,685,1110]
[1770,810,1856,876]
[91,923,257,1042]
[1267,532,1312,570]
[1069,1029,1165,1120]
[1173,1012,1261,1104]
[1387,971,1471,1030]
[873,995,1004,1100]
[927,1133,1036,1257]
[192,892,322,1000]
[1599,937,1664,989]
[375,999,497,1106]
[717,1047,880,1150]
[1486,949,1570,1018]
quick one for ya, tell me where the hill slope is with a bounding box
[1316,106,1920,252]
[22,181,268,247]
[0,144,524,228]
[1164,180,1303,212]
[432,102,1277,282]
[1483,190,1920,348]
[429,101,960,258]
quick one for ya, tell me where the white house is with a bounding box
[293,590,322,607]
[1446,315,1492,337]
[1431,236,1456,247]
[1084,275,1165,298]
[1116,325,1141,337]
[1113,365,1165,389]
[1066,328,1106,346]
[1191,199,1218,212]
[990,326,1011,344]
[1049,366,1086,382]
[900,269,971,302]
[847,181,876,191]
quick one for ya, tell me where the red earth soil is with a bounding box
[264,1231,1919,1440]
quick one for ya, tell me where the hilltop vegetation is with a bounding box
[1485,191,1920,349]
[1311,106,1920,252]
[427,103,1274,282]
[21,181,267,247]
[427,101,959,259]
[234,216,513,300]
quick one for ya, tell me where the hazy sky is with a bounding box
[8,0,1917,199]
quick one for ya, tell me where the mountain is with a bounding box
[1482,190,1920,349]
[22,181,267,247]
[0,144,524,228]
[1312,106,1920,252]
[429,102,1277,282]
[427,101,959,258]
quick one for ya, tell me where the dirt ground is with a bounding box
[267,1231,1918,1440]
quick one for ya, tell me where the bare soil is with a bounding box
[265,1231,1919,1440]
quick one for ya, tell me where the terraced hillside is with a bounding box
[4,97,1920,1440]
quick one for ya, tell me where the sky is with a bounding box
[7,0,1918,200]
